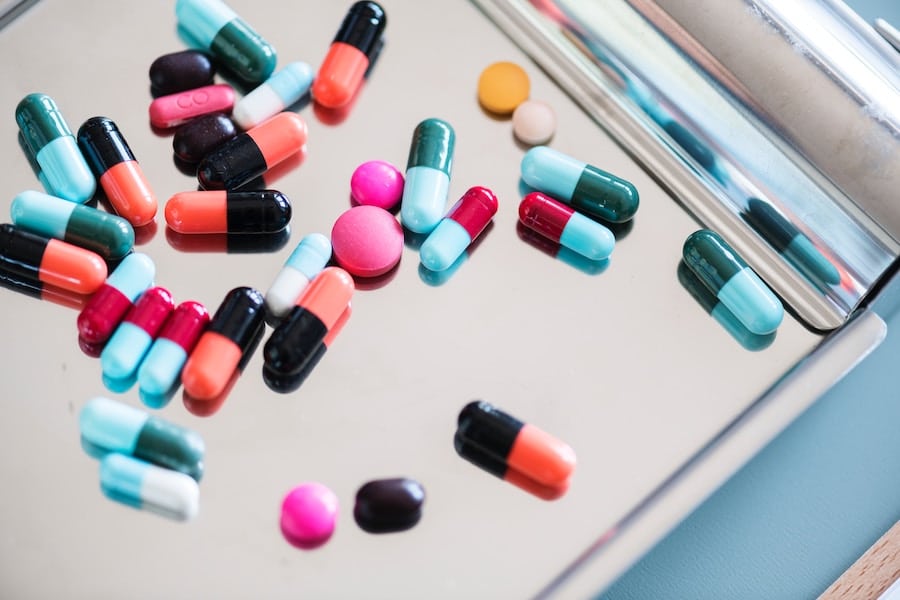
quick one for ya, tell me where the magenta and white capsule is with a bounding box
[419,186,498,272]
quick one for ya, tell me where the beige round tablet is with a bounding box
[512,100,557,146]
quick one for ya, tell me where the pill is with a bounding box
[400,118,455,234]
[182,286,265,400]
[512,100,556,146]
[197,112,307,190]
[233,62,314,129]
[353,478,425,534]
[477,61,530,115]
[15,93,96,204]
[10,190,134,260]
[420,186,498,272]
[173,113,237,164]
[165,190,291,234]
[138,301,210,403]
[682,229,784,335]
[521,146,639,223]
[77,117,158,227]
[165,227,290,254]
[518,192,614,261]
[312,1,386,109]
[17,130,52,193]
[350,160,404,210]
[263,267,354,376]
[80,396,205,481]
[175,0,277,85]
[100,287,174,383]
[455,400,576,490]
[264,233,332,319]
[149,84,236,130]
[0,265,88,310]
[77,253,156,345]
[149,50,216,96]
[744,198,840,286]
[280,482,339,549]
[99,453,199,521]
[0,223,106,295]
[331,205,403,278]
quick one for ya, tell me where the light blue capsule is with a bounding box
[559,212,615,261]
[108,253,156,302]
[176,0,235,48]
[233,62,314,129]
[138,338,189,400]
[420,219,470,272]
[101,322,154,383]
[265,233,332,318]
[402,166,450,234]
[99,454,199,521]
[717,268,784,335]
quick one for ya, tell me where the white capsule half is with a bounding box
[99,453,199,521]
[233,62,313,129]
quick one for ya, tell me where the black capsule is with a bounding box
[149,50,216,97]
[173,113,237,164]
[353,478,425,534]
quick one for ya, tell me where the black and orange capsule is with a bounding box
[0,223,106,295]
[77,117,158,227]
[312,1,386,109]
[165,190,291,234]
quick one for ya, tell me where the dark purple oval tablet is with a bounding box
[150,50,216,96]
[173,113,238,164]
[353,478,425,534]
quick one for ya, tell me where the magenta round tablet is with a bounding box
[280,482,338,550]
[350,160,404,210]
[331,205,403,278]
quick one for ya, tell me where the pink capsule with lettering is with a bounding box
[149,84,235,129]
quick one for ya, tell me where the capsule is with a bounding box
[175,0,277,85]
[100,287,174,383]
[17,130,52,192]
[518,192,614,261]
[233,62,314,129]
[15,94,96,204]
[400,119,455,234]
[455,401,575,493]
[264,233,332,318]
[81,396,205,481]
[520,146,639,223]
[165,190,291,234]
[0,265,89,309]
[99,453,199,521]
[420,186,497,272]
[11,190,134,260]
[0,223,106,295]
[263,267,354,376]
[149,50,216,96]
[682,229,784,335]
[137,301,209,404]
[197,112,307,190]
[148,83,235,130]
[77,253,156,345]
[173,113,238,164]
[182,287,265,400]
[77,117,158,227]
[312,1,386,109]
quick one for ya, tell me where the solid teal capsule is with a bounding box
[80,396,205,481]
[15,93,96,204]
[401,118,455,234]
[520,146,639,223]
[11,190,134,260]
[682,229,783,335]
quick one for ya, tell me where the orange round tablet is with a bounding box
[477,62,530,115]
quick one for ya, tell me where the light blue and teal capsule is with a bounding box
[17,131,52,191]
[15,93,95,204]
[518,192,614,261]
[233,62,313,129]
[100,287,174,385]
[682,229,784,335]
[520,146,639,223]
[80,396,205,481]
[11,190,134,260]
[264,233,332,318]
[138,301,210,404]
[401,118,455,234]
[176,0,277,85]
[99,453,199,521]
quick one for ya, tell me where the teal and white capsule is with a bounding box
[401,118,455,234]
[518,192,614,261]
[682,229,783,335]
[520,146,639,223]
[233,62,314,129]
[264,233,332,318]
[11,190,134,260]
[99,453,199,521]
[100,287,174,385]
[15,93,95,204]
[420,186,498,272]
[80,396,205,481]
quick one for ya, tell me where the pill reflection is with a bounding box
[516,222,609,275]
[166,226,290,253]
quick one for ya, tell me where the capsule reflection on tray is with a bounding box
[516,222,609,275]
[0,266,89,310]
[166,226,290,253]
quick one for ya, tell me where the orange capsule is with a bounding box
[165,190,291,234]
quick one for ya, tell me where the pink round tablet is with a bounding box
[350,160,404,210]
[280,482,339,550]
[331,205,403,278]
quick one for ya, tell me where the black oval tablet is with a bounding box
[353,478,425,534]
[150,50,216,97]
[173,113,237,164]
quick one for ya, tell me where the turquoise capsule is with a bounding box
[100,287,174,385]
[138,301,210,404]
[682,229,783,335]
[520,146,639,223]
[233,62,314,129]
[99,453,199,521]
[81,396,205,481]
[401,118,455,234]
[176,0,277,85]
[11,190,134,260]
[17,131,52,191]
[264,233,332,318]
[15,93,96,204]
